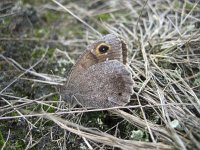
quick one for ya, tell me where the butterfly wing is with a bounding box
[66,60,134,108]
[66,34,128,84]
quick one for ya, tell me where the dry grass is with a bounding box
[0,0,200,149]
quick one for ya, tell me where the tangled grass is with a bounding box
[0,0,200,149]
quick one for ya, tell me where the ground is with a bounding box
[0,0,200,149]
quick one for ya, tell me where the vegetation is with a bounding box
[0,0,199,149]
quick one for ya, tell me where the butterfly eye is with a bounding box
[97,43,110,54]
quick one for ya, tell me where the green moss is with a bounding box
[0,17,12,35]
[31,47,46,58]
[47,47,55,58]
[52,94,59,101]
[0,130,5,149]
[96,13,111,21]
[10,112,18,117]
[33,28,49,38]
[0,119,28,149]
[42,104,55,113]
[174,0,181,8]
[14,140,26,150]
[22,0,48,5]
[97,27,109,35]
[41,11,61,24]
[174,0,198,11]
[34,94,60,113]
[185,2,198,10]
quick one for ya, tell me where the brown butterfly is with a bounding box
[60,34,134,108]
